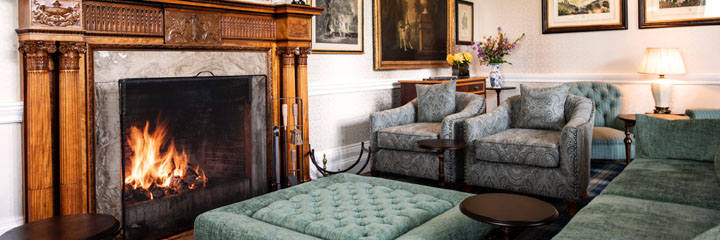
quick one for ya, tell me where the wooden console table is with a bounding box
[398,77,487,105]
[618,113,689,164]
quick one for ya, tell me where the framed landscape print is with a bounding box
[373,0,455,70]
[456,0,474,45]
[542,0,628,34]
[312,0,364,53]
[640,0,720,29]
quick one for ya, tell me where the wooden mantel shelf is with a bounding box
[17,0,321,223]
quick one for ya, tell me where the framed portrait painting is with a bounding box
[456,0,474,45]
[312,0,364,53]
[640,0,720,28]
[542,0,628,34]
[373,0,455,70]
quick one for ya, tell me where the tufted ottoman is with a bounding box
[194,174,493,240]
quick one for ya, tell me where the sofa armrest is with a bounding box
[560,95,595,198]
[463,100,511,144]
[441,94,485,139]
[370,100,417,151]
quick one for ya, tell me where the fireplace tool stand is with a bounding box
[309,142,372,177]
[270,97,305,190]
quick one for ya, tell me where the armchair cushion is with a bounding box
[416,80,456,122]
[377,123,441,152]
[474,129,561,168]
[516,84,571,131]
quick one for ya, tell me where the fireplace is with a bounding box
[116,75,266,239]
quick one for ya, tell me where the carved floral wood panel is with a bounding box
[165,10,222,44]
[32,0,82,28]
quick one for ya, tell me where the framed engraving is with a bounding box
[542,0,628,34]
[312,0,364,53]
[640,0,720,28]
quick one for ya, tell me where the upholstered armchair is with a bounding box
[568,82,634,160]
[463,94,594,204]
[370,92,485,185]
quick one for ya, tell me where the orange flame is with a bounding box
[124,120,207,195]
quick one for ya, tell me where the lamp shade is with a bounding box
[638,48,686,75]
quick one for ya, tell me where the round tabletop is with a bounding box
[416,139,467,151]
[459,193,559,227]
[618,113,689,122]
[486,86,517,90]
[0,214,120,240]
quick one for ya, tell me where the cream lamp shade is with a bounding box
[638,48,686,114]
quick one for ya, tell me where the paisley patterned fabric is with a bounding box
[377,123,440,152]
[464,95,594,200]
[416,80,456,122]
[515,84,571,131]
[371,93,485,183]
[475,129,561,168]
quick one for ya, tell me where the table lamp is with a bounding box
[638,48,686,114]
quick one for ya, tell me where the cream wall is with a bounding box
[0,0,24,235]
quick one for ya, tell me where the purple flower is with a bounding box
[497,26,502,31]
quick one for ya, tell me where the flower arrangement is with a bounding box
[446,52,473,66]
[473,27,525,65]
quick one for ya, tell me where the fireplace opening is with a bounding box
[120,75,261,239]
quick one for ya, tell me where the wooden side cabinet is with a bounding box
[398,77,487,105]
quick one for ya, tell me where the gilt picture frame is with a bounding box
[456,0,474,45]
[312,0,364,53]
[373,0,455,70]
[639,0,720,29]
[542,0,628,34]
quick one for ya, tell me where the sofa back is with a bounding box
[636,114,720,162]
[568,82,623,129]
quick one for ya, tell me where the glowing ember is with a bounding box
[124,119,207,202]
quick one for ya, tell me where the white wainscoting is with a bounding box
[309,141,371,179]
[0,101,23,235]
[0,101,22,124]
[0,216,23,235]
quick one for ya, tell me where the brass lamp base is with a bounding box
[653,107,671,114]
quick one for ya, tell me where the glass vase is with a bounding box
[452,63,470,78]
[489,63,503,88]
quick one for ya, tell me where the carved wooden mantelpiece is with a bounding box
[16,0,322,223]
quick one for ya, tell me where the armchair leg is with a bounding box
[464,185,473,193]
[568,200,578,217]
[370,170,378,177]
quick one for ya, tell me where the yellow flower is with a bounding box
[463,52,473,62]
[446,54,454,65]
[453,53,463,62]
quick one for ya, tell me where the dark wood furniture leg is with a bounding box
[464,185,473,193]
[370,170,378,177]
[623,122,633,165]
[568,200,578,217]
[437,150,446,188]
[494,89,501,106]
[502,227,511,240]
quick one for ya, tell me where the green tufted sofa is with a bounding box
[568,82,634,160]
[194,173,493,240]
[554,115,720,240]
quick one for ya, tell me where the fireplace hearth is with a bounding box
[118,75,264,239]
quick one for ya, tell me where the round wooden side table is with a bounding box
[486,86,517,107]
[460,193,559,240]
[416,139,467,188]
[0,214,120,240]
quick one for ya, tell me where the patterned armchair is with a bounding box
[370,92,486,185]
[568,82,634,160]
[463,95,594,203]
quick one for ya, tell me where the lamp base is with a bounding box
[653,107,671,114]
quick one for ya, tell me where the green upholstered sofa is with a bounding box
[686,109,720,119]
[568,82,634,160]
[194,173,492,240]
[554,115,720,240]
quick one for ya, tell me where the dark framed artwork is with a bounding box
[373,0,455,70]
[542,0,628,34]
[312,0,364,53]
[640,0,720,29]
[456,0,474,45]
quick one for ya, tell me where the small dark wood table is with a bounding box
[416,139,467,188]
[0,214,120,240]
[617,113,689,164]
[486,86,516,106]
[460,193,559,240]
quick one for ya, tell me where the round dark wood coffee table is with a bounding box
[416,139,467,188]
[0,214,120,240]
[460,193,559,240]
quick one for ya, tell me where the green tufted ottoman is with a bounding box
[194,173,493,240]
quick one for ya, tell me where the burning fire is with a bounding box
[124,120,207,201]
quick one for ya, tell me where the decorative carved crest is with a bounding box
[32,0,81,27]
[288,18,310,39]
[165,10,222,44]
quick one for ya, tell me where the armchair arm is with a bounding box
[559,95,595,198]
[370,100,417,151]
[463,99,512,144]
[441,94,486,139]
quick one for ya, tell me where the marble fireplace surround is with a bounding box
[93,50,268,219]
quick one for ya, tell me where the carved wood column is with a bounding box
[19,40,57,222]
[295,48,310,182]
[58,42,88,215]
[279,47,298,187]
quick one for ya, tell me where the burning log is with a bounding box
[149,183,165,199]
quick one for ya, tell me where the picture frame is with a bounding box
[542,0,628,34]
[373,0,455,70]
[456,0,474,45]
[639,0,720,29]
[312,0,364,53]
